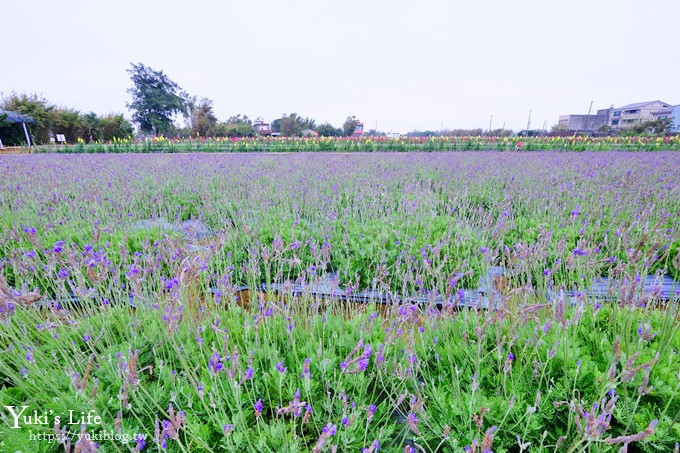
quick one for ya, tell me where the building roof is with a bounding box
[0,109,36,124]
[615,100,671,111]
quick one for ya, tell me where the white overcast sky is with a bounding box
[2,0,678,133]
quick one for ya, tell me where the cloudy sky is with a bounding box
[2,0,678,133]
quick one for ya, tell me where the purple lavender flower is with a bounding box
[164,278,179,290]
[301,358,312,379]
[208,352,223,374]
[53,241,65,253]
[135,434,146,450]
[276,361,287,374]
[367,404,377,421]
[322,424,337,436]
[407,413,419,425]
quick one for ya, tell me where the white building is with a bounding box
[671,105,680,134]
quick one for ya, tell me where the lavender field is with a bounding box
[0,152,679,452]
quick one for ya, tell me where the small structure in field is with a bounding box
[0,109,36,147]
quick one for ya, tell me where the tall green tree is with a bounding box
[188,97,218,137]
[276,113,317,136]
[316,122,342,137]
[98,114,134,141]
[342,115,358,136]
[126,63,189,135]
[52,108,84,143]
[214,114,255,137]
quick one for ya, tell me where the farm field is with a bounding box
[0,152,679,452]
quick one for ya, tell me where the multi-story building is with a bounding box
[558,100,675,133]
[671,105,680,134]
[254,120,271,136]
[605,100,673,129]
[352,122,364,138]
[557,113,609,133]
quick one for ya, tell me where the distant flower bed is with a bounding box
[36,134,680,153]
[0,152,678,451]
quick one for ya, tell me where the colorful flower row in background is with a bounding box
[36,134,680,153]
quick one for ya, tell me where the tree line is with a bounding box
[0,93,134,146]
[5,62,673,146]
[126,63,361,139]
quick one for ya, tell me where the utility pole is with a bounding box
[489,114,493,136]
[526,110,532,137]
[584,100,594,135]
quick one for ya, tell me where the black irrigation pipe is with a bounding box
[41,269,678,312]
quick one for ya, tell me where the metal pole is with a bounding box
[489,114,493,136]
[526,110,532,136]
[585,100,594,134]
[22,122,32,147]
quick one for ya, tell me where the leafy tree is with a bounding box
[406,130,439,137]
[1,93,133,144]
[489,128,513,137]
[1,92,55,144]
[342,115,358,136]
[280,115,302,136]
[82,112,101,141]
[225,114,252,125]
[52,108,84,143]
[0,112,26,145]
[98,114,134,141]
[126,63,189,135]
[446,128,484,137]
[188,97,218,137]
[274,113,316,136]
[364,129,386,137]
[298,115,316,131]
[214,115,255,137]
[271,118,281,134]
[316,122,343,137]
[629,118,671,135]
